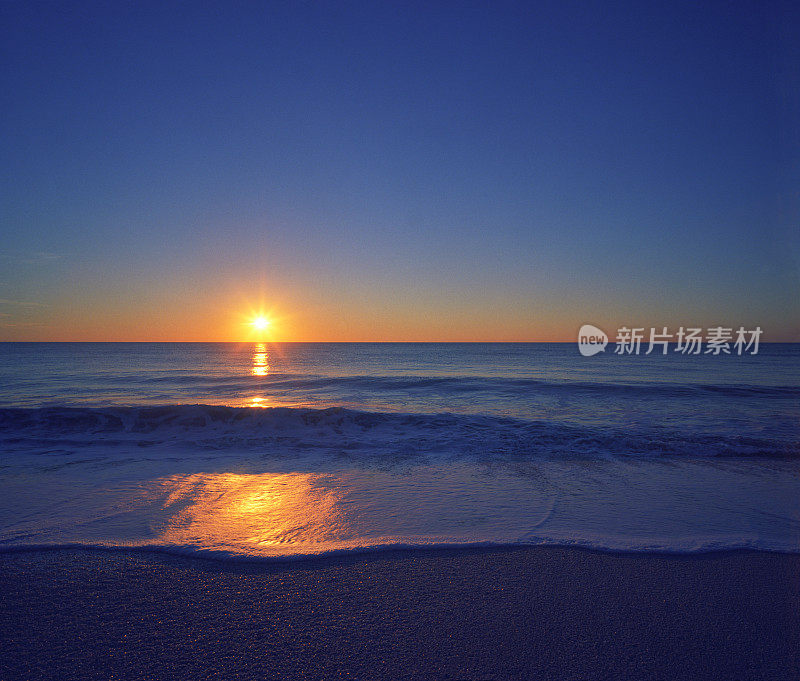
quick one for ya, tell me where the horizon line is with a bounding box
[1,340,799,344]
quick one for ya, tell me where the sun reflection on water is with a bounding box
[251,343,269,376]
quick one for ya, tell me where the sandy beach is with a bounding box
[2,546,797,680]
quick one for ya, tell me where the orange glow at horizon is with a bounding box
[4,285,734,342]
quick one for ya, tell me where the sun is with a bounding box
[240,306,282,341]
[251,315,270,331]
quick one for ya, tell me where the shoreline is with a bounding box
[1,540,799,567]
[2,545,798,680]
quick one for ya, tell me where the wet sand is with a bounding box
[1,546,798,680]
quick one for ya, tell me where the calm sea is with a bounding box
[1,342,798,559]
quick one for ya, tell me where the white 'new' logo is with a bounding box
[578,324,608,356]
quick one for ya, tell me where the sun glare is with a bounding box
[252,315,270,331]
[241,307,282,341]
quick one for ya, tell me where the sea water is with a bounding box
[0,342,798,559]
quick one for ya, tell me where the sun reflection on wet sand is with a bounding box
[154,472,358,556]
[143,466,563,558]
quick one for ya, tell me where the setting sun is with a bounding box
[251,315,270,331]
[238,307,286,342]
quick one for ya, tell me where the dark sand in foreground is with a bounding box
[1,546,798,680]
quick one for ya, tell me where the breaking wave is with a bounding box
[1,404,796,461]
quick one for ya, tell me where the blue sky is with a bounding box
[1,1,798,340]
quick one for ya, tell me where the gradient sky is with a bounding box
[1,1,798,341]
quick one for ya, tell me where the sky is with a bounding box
[1,0,798,341]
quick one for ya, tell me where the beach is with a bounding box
[2,343,798,679]
[4,0,798,677]
[2,546,798,680]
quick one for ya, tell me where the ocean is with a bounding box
[1,342,798,559]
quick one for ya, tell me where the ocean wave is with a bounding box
[119,373,800,398]
[1,404,796,460]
